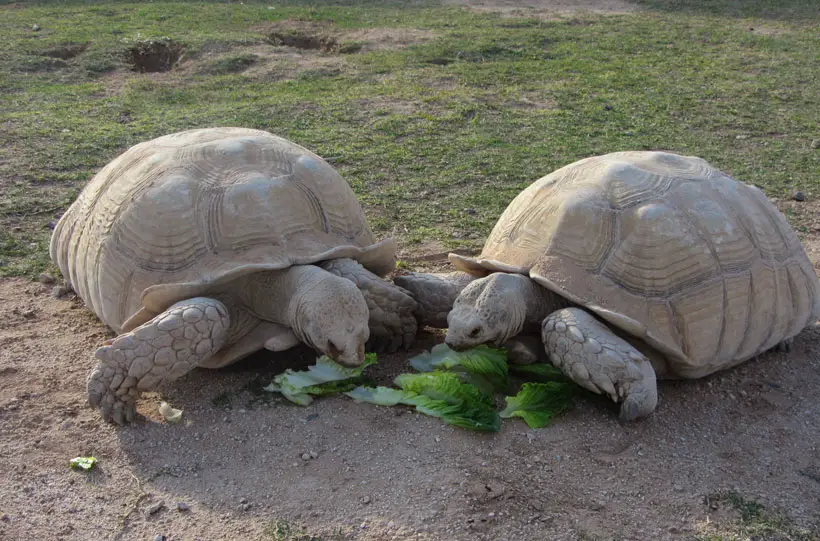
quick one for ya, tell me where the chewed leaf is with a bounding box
[69,456,97,471]
[500,382,575,428]
[345,386,416,406]
[266,354,378,405]
[158,401,183,423]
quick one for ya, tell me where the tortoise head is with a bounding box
[444,272,527,351]
[294,271,370,367]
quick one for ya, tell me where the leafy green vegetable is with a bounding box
[500,382,575,429]
[408,343,510,394]
[395,372,493,408]
[345,386,409,406]
[69,456,97,471]
[265,353,377,405]
[508,362,571,384]
[346,380,501,432]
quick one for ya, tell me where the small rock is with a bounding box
[47,220,57,230]
[240,503,252,512]
[360,495,371,505]
[239,497,248,504]
[177,502,189,512]
[735,134,749,140]
[32,24,40,31]
[811,139,820,149]
[309,450,318,459]
[52,285,68,298]
[38,273,55,284]
[153,536,166,541]
[464,208,476,215]
[301,452,312,461]
[793,191,805,202]
[146,500,165,515]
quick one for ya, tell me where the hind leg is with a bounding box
[87,297,230,425]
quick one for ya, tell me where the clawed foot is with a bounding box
[86,297,230,425]
[87,358,138,425]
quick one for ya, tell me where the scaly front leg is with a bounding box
[542,308,658,421]
[87,297,230,425]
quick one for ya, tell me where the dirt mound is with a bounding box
[126,38,185,73]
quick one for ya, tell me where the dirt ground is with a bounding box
[2,1,819,540]
[2,248,820,541]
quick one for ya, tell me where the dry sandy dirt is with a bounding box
[2,1,820,541]
[2,245,820,541]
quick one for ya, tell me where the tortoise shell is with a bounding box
[450,151,820,377]
[50,127,395,334]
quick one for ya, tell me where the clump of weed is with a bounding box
[698,490,817,541]
[200,53,258,74]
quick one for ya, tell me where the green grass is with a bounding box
[696,490,818,541]
[265,519,345,541]
[1,0,819,277]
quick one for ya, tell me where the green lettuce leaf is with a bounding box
[345,385,414,406]
[508,362,571,383]
[265,353,377,405]
[345,372,501,432]
[500,382,575,428]
[394,371,493,407]
[408,343,509,394]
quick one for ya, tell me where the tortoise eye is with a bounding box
[469,326,481,338]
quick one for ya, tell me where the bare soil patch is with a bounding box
[126,38,185,73]
[1,234,819,540]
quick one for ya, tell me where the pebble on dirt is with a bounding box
[793,191,806,202]
[51,285,68,298]
[146,500,165,515]
[38,273,55,284]
[177,502,189,512]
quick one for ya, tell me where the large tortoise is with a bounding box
[51,127,418,424]
[397,151,820,420]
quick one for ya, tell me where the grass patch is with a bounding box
[697,490,818,541]
[1,1,819,278]
[265,520,344,541]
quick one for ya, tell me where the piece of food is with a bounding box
[500,382,575,428]
[265,353,377,405]
[408,343,509,394]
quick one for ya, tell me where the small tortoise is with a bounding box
[51,127,418,424]
[397,151,820,420]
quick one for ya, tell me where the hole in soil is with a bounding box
[40,42,88,60]
[126,38,185,73]
[266,31,338,52]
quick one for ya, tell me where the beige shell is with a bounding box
[50,127,396,334]
[450,151,820,378]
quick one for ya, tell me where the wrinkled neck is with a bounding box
[521,279,564,332]
[237,265,327,344]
